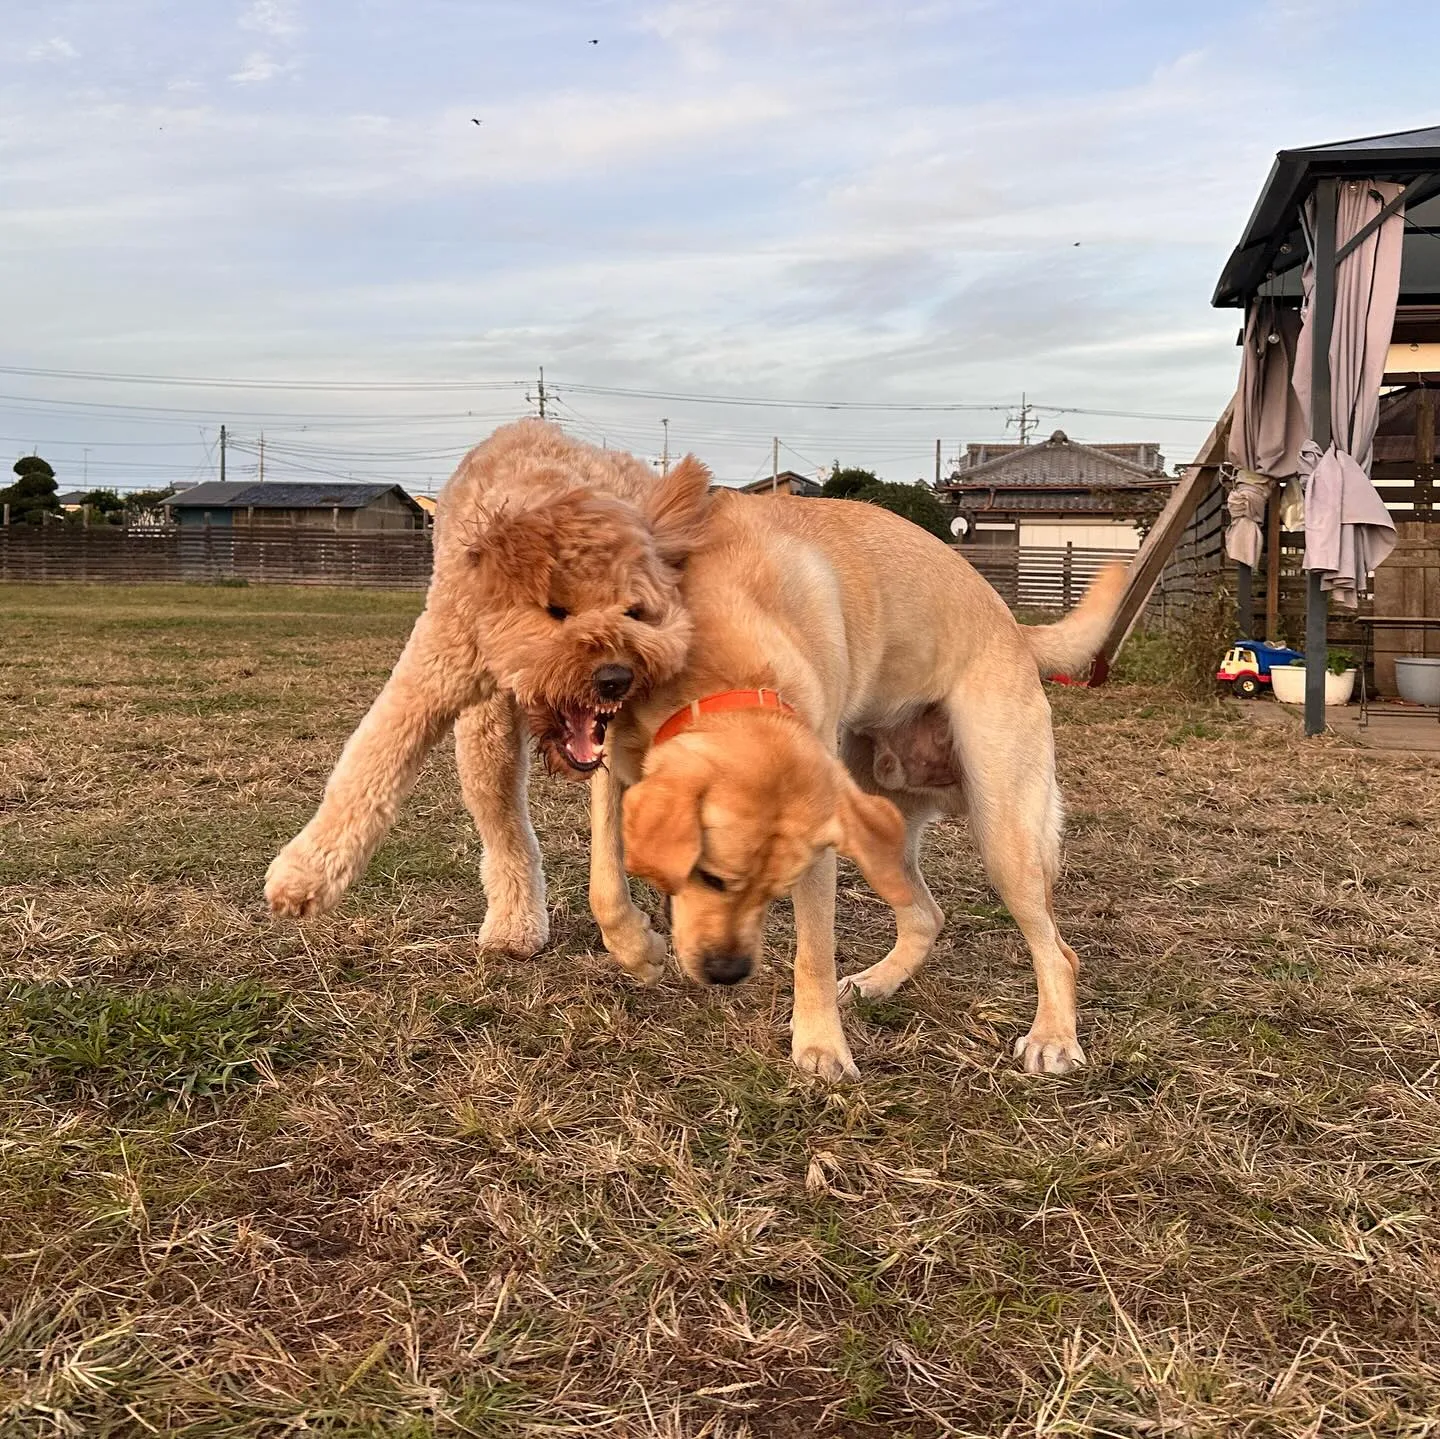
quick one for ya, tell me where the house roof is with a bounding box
[953,490,1169,516]
[735,470,823,496]
[1214,124,1440,308]
[164,481,422,513]
[940,431,1169,492]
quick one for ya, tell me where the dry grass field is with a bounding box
[3,581,1440,1438]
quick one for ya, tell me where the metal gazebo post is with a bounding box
[1305,176,1338,737]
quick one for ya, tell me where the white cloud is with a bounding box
[230,51,292,84]
[26,36,77,62]
[239,0,301,41]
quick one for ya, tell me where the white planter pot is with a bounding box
[1270,665,1355,706]
[1395,657,1440,706]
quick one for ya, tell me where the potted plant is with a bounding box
[1270,651,1357,706]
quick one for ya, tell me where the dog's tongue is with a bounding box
[562,706,603,767]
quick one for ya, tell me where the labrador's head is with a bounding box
[622,712,912,985]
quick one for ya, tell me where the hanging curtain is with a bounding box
[1224,299,1305,566]
[1291,180,1403,608]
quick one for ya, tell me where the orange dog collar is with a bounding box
[653,688,797,747]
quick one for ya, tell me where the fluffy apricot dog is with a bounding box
[265,420,710,954]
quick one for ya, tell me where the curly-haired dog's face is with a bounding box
[467,457,710,778]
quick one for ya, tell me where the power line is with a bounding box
[0,364,526,394]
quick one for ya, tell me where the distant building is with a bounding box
[733,470,823,497]
[163,481,427,530]
[939,431,1172,551]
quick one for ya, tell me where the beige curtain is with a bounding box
[1224,300,1306,567]
[1292,180,1402,608]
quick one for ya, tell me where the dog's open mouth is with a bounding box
[557,703,618,772]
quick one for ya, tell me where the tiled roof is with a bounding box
[942,431,1169,490]
[165,481,418,511]
[952,490,1168,515]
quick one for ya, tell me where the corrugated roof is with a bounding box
[941,431,1167,490]
[165,481,418,511]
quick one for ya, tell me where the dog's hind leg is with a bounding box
[945,678,1085,1076]
[838,794,945,1002]
[456,692,549,957]
[587,765,665,984]
[266,610,482,919]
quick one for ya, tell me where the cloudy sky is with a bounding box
[2,0,1436,493]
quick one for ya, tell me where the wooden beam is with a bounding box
[1088,401,1234,684]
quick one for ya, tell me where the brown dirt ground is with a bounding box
[2,582,1439,1438]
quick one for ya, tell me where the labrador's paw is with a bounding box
[1014,1031,1087,1076]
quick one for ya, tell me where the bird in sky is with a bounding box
[471,117,482,125]
[588,38,599,44]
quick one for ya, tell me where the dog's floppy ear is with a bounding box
[466,502,554,599]
[623,774,704,894]
[829,766,913,909]
[644,455,712,566]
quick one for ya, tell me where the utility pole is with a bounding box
[220,424,227,483]
[1016,392,1034,445]
[259,431,265,484]
[83,447,91,487]
[536,367,547,419]
[772,436,779,493]
[661,418,670,474]
[934,438,941,487]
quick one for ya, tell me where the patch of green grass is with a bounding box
[0,981,313,1106]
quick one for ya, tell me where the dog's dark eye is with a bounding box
[624,605,646,622]
[694,868,727,892]
[546,604,569,621]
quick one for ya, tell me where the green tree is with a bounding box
[69,489,126,525]
[823,464,953,541]
[1,455,61,525]
[124,486,176,514]
[822,465,880,499]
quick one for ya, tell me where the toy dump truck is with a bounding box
[1217,641,1304,698]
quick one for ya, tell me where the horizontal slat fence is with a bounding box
[0,525,433,589]
[960,543,1135,611]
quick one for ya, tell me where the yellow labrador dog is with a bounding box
[586,484,1125,1081]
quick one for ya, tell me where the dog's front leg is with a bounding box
[790,849,858,1081]
[266,610,482,918]
[588,765,665,984]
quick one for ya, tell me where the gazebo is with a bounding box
[1094,125,1440,734]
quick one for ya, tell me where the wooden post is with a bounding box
[1063,541,1074,610]
[2,503,8,528]
[1236,561,1253,637]
[1265,485,1281,641]
[1305,177,1338,738]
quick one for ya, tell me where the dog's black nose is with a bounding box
[701,951,752,985]
[592,664,633,701]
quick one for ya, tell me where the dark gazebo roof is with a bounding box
[1213,124,1440,308]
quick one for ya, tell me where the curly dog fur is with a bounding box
[265,420,710,956]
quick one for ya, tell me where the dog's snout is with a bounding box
[701,950,752,985]
[592,663,634,701]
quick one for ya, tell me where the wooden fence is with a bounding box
[0,524,433,589]
[960,543,1135,611]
